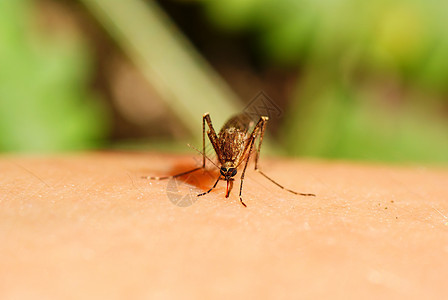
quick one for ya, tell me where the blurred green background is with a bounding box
[1,0,447,163]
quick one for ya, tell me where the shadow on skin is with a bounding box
[143,160,220,192]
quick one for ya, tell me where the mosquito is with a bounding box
[142,112,315,207]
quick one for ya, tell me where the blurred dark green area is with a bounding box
[1,0,447,163]
[0,0,109,152]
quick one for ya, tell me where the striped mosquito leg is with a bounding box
[197,175,221,197]
[237,116,267,207]
[238,136,256,207]
[253,116,315,197]
[255,170,315,196]
[141,167,203,180]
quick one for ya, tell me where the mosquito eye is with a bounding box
[220,167,227,176]
[231,169,237,177]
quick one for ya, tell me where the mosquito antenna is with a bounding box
[187,143,220,170]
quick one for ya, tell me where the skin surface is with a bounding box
[0,152,447,299]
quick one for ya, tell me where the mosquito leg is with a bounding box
[253,116,268,170]
[252,116,315,197]
[238,136,256,207]
[203,113,218,142]
[197,175,221,197]
[235,116,269,207]
[203,113,223,164]
[201,112,206,167]
[141,167,203,180]
[256,170,315,196]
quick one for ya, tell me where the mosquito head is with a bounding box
[220,166,237,198]
[220,166,237,180]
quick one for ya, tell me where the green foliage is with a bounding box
[283,73,448,163]
[0,0,109,152]
[203,0,448,88]
[200,0,448,163]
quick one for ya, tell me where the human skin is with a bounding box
[0,152,447,299]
